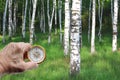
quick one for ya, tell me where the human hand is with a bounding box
[0,42,38,75]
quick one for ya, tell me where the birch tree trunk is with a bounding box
[38,0,45,33]
[8,0,13,39]
[30,0,37,44]
[112,0,118,52]
[2,0,8,43]
[98,0,104,42]
[54,0,57,34]
[91,0,96,54]
[42,0,45,33]
[64,0,70,55]
[13,0,17,35]
[88,0,92,43]
[29,0,32,31]
[70,0,82,75]
[47,0,55,44]
[22,0,28,38]
[38,11,42,32]
[58,0,62,43]
[111,0,113,22]
[40,11,44,32]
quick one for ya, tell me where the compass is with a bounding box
[28,46,46,64]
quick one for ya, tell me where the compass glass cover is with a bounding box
[28,47,45,63]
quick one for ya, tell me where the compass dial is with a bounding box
[28,46,46,63]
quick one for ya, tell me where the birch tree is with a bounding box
[22,0,28,38]
[70,0,82,75]
[30,0,37,44]
[8,0,13,39]
[64,0,70,55]
[91,0,96,54]
[42,0,45,33]
[58,0,62,43]
[98,0,105,42]
[47,0,55,43]
[29,0,32,31]
[38,11,42,32]
[54,0,57,34]
[13,0,17,35]
[88,0,92,43]
[112,0,118,52]
[39,0,45,33]
[2,0,8,43]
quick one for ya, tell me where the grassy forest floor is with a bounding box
[0,32,120,80]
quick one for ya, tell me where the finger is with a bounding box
[17,42,32,54]
[22,43,32,59]
[23,43,32,53]
[23,62,38,71]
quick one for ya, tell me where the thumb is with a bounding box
[23,62,38,71]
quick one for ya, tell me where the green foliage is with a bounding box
[0,33,120,80]
[0,0,5,13]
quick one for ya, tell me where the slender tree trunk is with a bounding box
[91,0,96,54]
[112,0,118,52]
[58,0,62,43]
[13,0,17,35]
[42,0,45,33]
[22,0,25,32]
[88,0,92,43]
[111,0,113,22]
[30,0,37,44]
[98,0,104,42]
[70,0,82,75]
[54,0,57,34]
[2,0,9,43]
[64,0,70,55]
[29,0,32,31]
[22,0,28,38]
[40,11,43,32]
[38,11,42,32]
[47,0,55,44]
[8,0,13,39]
[38,0,45,33]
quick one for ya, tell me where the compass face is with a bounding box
[28,46,46,63]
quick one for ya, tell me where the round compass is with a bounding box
[28,46,46,64]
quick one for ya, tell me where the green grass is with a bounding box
[0,33,120,80]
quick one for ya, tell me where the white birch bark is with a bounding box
[13,0,17,35]
[8,0,12,39]
[58,0,62,43]
[112,0,118,52]
[111,0,114,22]
[30,0,37,44]
[88,0,92,43]
[64,0,70,55]
[22,0,28,38]
[98,0,104,42]
[29,0,32,31]
[54,0,57,34]
[42,0,45,33]
[70,0,82,75]
[40,11,43,32]
[47,0,55,43]
[91,0,96,54]
[38,0,45,33]
[2,0,8,43]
